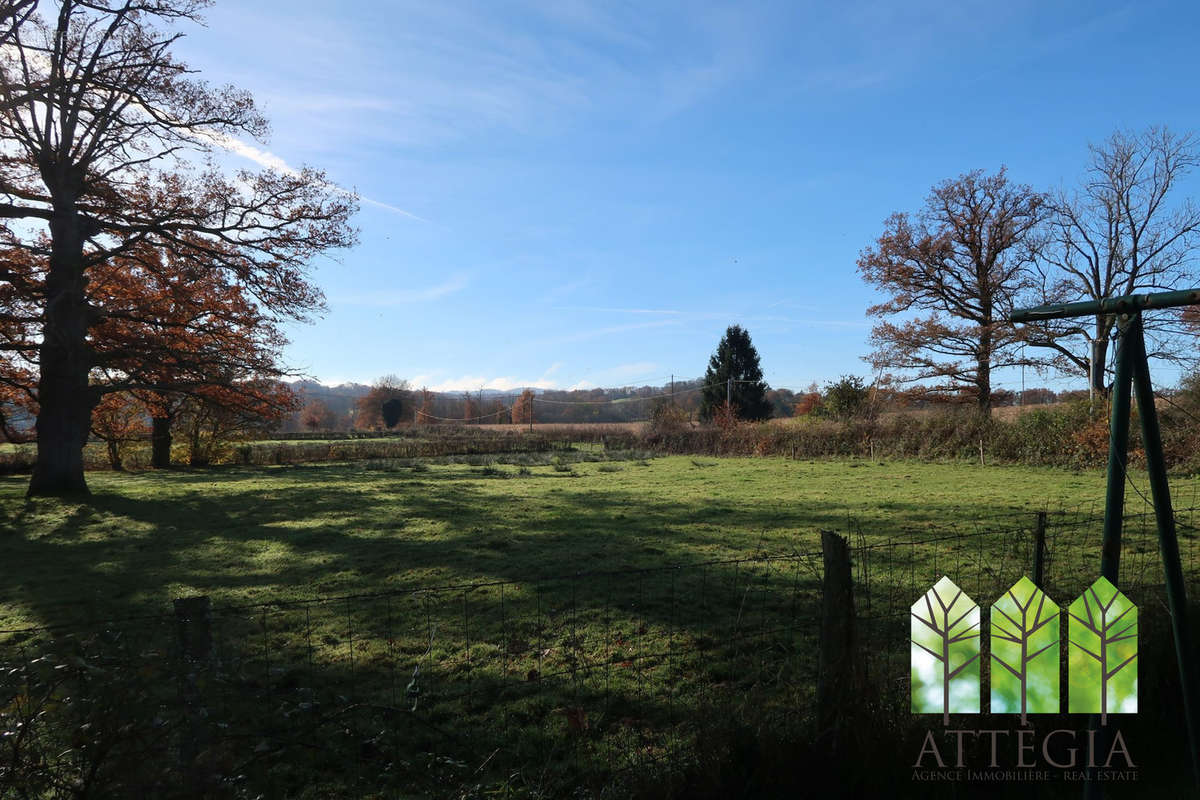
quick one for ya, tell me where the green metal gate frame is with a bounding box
[1013,289,1200,792]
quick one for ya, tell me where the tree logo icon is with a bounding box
[991,577,1060,723]
[1068,576,1138,723]
[911,576,981,724]
[911,575,1137,724]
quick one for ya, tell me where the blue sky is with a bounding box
[172,0,1200,393]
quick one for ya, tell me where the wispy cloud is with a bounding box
[211,0,773,157]
[330,274,468,307]
[358,196,428,222]
[201,128,427,222]
[538,277,592,305]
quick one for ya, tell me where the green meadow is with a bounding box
[3,455,1188,630]
[2,454,1197,798]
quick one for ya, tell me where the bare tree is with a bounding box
[461,391,478,423]
[0,1,356,496]
[300,399,333,432]
[1026,127,1200,395]
[858,169,1046,410]
[416,386,435,424]
[511,388,533,427]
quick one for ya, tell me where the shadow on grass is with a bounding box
[2,463,1198,797]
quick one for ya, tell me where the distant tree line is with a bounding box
[278,378,719,431]
[266,373,1077,437]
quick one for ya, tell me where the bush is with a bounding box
[645,398,691,437]
[820,375,870,421]
[627,398,1200,472]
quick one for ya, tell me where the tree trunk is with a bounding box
[1090,322,1111,398]
[977,323,993,412]
[188,422,206,466]
[151,415,173,468]
[106,439,122,471]
[976,357,992,412]
[28,198,95,497]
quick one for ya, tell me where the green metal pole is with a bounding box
[1010,287,1200,323]
[1100,314,1136,584]
[1086,314,1136,800]
[1129,321,1200,789]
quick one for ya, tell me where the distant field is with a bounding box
[475,421,646,433]
[0,424,642,458]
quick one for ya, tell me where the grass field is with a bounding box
[3,454,1198,798]
[4,454,1189,631]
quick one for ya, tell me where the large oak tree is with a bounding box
[0,0,355,495]
[858,169,1045,411]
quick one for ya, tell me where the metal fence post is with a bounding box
[1100,314,1137,585]
[1033,511,1047,587]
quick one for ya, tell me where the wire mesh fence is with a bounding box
[3,503,1199,797]
[851,502,1200,724]
[0,553,825,798]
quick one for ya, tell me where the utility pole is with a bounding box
[670,374,674,403]
[726,376,732,408]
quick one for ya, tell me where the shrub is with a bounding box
[645,398,691,437]
[821,375,870,421]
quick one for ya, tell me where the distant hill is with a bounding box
[281,378,725,429]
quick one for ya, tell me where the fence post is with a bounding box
[817,530,857,739]
[1032,511,1047,586]
[175,595,212,661]
[175,596,212,782]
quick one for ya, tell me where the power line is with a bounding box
[418,405,515,424]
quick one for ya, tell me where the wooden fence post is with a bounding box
[818,530,857,738]
[175,596,212,780]
[1033,511,1047,586]
[175,595,211,661]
